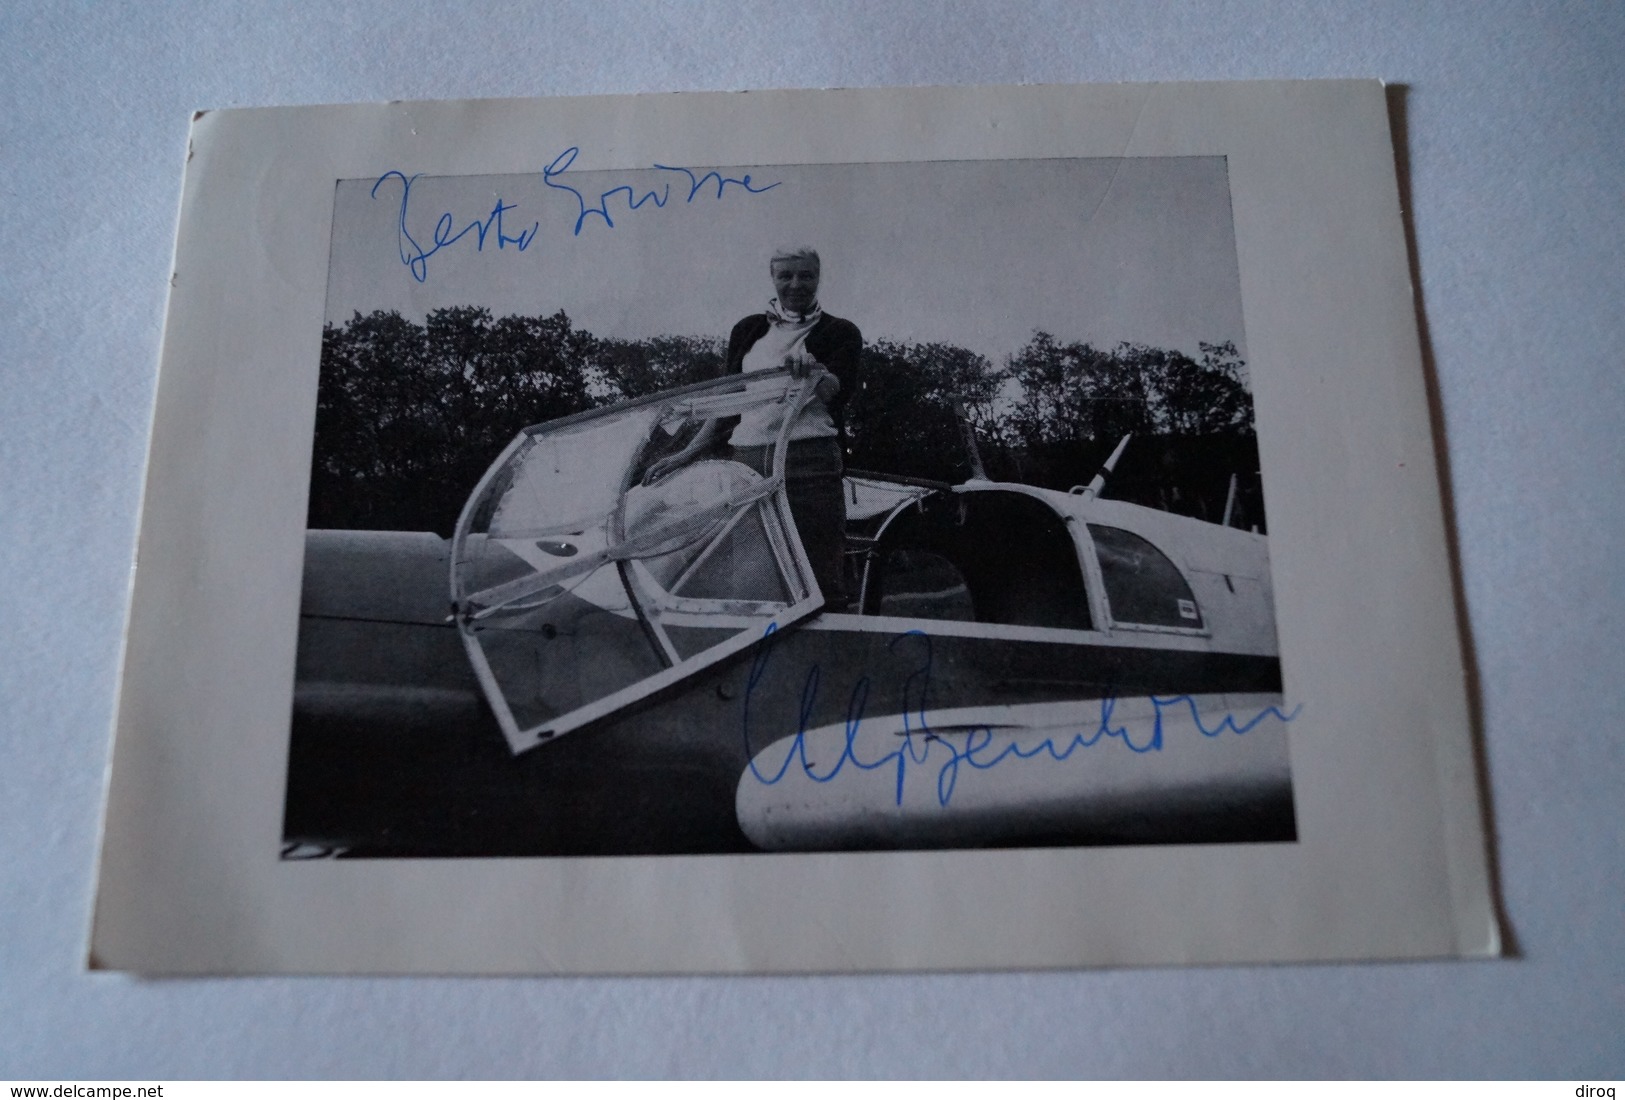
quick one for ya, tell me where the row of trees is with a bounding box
[308,307,1265,535]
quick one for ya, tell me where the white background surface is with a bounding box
[0,0,1619,1079]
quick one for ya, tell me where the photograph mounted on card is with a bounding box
[92,82,1498,974]
[292,148,1288,859]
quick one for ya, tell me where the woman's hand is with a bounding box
[642,452,687,486]
[643,420,721,485]
[784,353,839,402]
[783,351,815,379]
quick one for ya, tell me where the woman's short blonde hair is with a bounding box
[769,246,821,273]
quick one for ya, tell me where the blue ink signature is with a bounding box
[373,150,782,281]
[371,170,540,284]
[741,625,1301,808]
[542,146,781,235]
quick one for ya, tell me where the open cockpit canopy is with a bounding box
[451,369,825,754]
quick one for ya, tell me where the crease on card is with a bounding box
[1075,85,1153,245]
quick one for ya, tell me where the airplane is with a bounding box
[284,368,1295,858]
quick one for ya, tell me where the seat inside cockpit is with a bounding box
[862,489,1092,631]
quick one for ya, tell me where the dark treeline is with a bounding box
[309,307,1266,535]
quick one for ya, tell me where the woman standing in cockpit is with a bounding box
[648,246,863,608]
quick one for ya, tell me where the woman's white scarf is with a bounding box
[764,297,823,326]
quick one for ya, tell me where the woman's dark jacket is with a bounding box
[723,312,864,444]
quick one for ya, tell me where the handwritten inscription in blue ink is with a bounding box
[372,171,539,284]
[543,147,780,235]
[740,625,1301,809]
[374,149,782,282]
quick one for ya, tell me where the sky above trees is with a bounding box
[325,156,1247,366]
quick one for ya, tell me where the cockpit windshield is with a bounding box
[451,369,825,754]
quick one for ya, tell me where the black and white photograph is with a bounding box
[284,153,1295,858]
